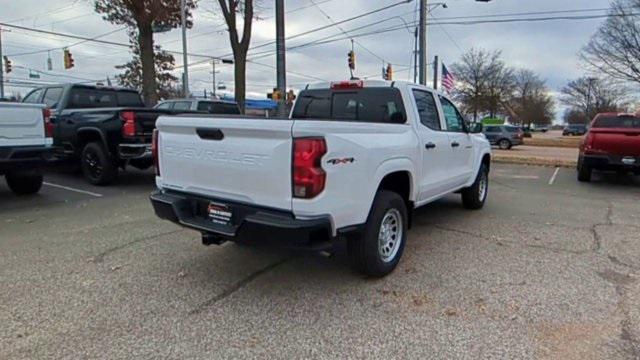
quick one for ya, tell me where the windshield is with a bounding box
[593,116,640,129]
[292,88,407,124]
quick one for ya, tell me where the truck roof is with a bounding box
[304,80,437,92]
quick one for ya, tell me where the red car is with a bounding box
[577,113,640,182]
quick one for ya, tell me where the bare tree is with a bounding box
[509,69,554,126]
[95,0,195,105]
[451,48,492,121]
[560,77,628,123]
[483,57,515,118]
[217,0,254,113]
[581,0,640,84]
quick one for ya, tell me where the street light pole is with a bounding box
[181,0,189,97]
[212,60,216,98]
[276,0,287,117]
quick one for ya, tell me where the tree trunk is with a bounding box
[234,52,247,114]
[138,22,158,106]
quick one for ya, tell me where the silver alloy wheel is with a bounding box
[478,170,488,202]
[378,209,403,263]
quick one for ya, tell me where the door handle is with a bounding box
[196,128,225,141]
[425,142,436,150]
[451,142,460,148]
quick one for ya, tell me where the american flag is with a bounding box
[442,64,455,94]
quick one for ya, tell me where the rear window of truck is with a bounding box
[67,88,144,109]
[292,88,407,124]
[593,116,640,128]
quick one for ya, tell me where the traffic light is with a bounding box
[348,51,355,70]
[63,49,74,70]
[386,64,393,81]
[3,56,11,74]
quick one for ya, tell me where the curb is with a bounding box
[492,155,576,168]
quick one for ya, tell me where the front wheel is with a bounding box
[6,171,44,195]
[347,190,408,278]
[461,164,489,210]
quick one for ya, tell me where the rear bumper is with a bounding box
[582,154,640,171]
[150,190,335,250]
[0,145,54,173]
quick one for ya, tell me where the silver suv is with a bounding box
[483,125,524,150]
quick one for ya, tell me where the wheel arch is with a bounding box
[76,127,109,155]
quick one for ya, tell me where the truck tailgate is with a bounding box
[591,129,640,156]
[0,103,46,147]
[157,116,294,211]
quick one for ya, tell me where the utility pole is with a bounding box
[433,55,439,90]
[419,0,427,85]
[181,0,189,97]
[276,0,287,117]
[211,60,216,98]
[0,27,4,99]
[413,27,418,84]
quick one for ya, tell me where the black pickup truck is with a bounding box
[23,84,170,185]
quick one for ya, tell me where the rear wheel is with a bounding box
[347,190,407,278]
[461,163,489,210]
[577,157,592,182]
[498,139,512,150]
[6,171,44,195]
[81,142,118,185]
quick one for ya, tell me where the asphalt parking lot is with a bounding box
[1,163,640,359]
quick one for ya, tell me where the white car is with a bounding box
[150,80,491,277]
[0,102,53,195]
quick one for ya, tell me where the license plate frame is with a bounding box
[207,202,234,226]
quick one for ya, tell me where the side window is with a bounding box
[172,101,192,111]
[156,102,173,110]
[291,90,331,119]
[485,126,498,132]
[439,96,466,132]
[43,87,63,108]
[412,89,440,130]
[197,102,214,112]
[23,89,44,104]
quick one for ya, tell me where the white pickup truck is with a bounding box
[151,80,491,277]
[0,102,53,195]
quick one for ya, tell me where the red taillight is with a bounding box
[43,108,54,138]
[293,138,327,199]
[121,111,136,137]
[152,129,160,176]
[331,80,364,90]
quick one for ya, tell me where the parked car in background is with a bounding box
[577,113,640,182]
[563,124,588,136]
[22,84,171,185]
[155,98,241,115]
[151,80,491,277]
[0,102,53,195]
[483,125,524,149]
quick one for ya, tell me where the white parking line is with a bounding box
[43,182,103,198]
[548,167,560,185]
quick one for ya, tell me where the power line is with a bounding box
[6,28,126,57]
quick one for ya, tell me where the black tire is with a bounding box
[498,139,512,150]
[81,142,118,185]
[577,157,592,182]
[6,171,44,195]
[347,190,408,278]
[461,163,489,210]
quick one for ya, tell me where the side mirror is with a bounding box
[469,122,483,134]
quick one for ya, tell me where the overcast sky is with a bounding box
[1,0,615,121]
